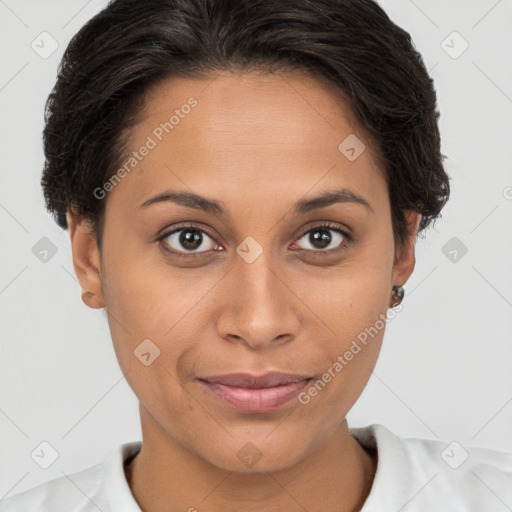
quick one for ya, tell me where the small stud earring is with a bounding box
[390,285,405,307]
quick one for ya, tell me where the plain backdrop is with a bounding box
[1,0,511,498]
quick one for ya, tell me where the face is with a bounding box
[69,71,419,473]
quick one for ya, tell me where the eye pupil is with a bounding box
[180,229,202,250]
[310,229,331,249]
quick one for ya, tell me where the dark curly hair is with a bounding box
[41,0,449,254]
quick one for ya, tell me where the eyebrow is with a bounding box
[138,187,374,216]
[294,188,374,215]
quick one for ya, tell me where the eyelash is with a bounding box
[157,222,353,259]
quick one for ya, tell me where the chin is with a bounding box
[190,431,311,474]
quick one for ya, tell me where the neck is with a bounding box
[125,407,377,512]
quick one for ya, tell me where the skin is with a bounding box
[67,71,421,512]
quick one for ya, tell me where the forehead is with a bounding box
[108,71,387,212]
[136,70,372,151]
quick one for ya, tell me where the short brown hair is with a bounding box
[41,0,450,253]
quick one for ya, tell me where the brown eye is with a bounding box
[160,227,217,255]
[294,223,351,252]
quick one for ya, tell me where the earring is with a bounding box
[390,285,405,307]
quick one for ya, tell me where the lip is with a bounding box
[198,372,312,412]
[199,372,312,388]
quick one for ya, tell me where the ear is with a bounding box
[66,209,105,309]
[391,210,422,290]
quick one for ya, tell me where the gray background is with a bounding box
[1,0,511,498]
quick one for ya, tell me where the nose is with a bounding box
[215,250,303,350]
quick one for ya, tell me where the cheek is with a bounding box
[297,251,392,336]
[100,248,214,381]
[100,260,200,417]
[294,251,392,401]
[98,249,166,372]
[298,298,387,418]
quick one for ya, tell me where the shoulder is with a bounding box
[0,441,142,512]
[351,423,512,511]
[0,463,102,512]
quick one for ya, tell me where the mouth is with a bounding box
[197,372,313,412]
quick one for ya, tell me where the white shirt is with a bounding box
[1,423,511,511]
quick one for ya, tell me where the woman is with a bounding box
[1,0,511,510]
